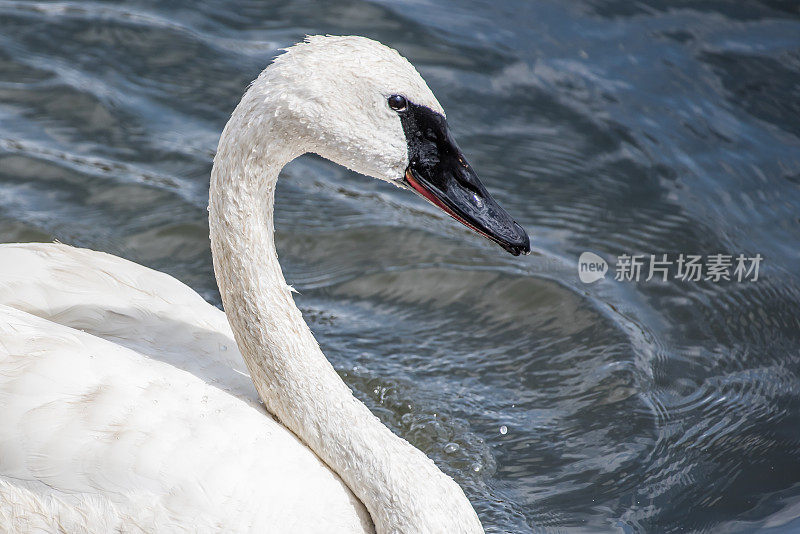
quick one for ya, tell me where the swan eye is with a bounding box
[387,94,408,112]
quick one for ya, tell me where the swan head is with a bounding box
[253,35,530,256]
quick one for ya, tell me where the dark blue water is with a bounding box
[1,1,800,532]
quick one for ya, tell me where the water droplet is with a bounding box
[472,193,483,208]
[471,463,482,472]
[500,425,508,435]
[444,442,459,454]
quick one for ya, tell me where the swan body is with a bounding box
[0,35,529,533]
[0,243,370,533]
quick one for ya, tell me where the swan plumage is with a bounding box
[0,243,371,533]
[0,243,257,405]
[0,35,529,533]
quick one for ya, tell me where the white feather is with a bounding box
[0,249,371,533]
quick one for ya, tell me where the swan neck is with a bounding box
[207,96,482,534]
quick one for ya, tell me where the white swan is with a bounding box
[0,35,529,533]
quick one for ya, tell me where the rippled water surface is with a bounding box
[2,1,800,532]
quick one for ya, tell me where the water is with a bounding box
[1,1,799,532]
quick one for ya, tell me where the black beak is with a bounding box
[397,102,530,256]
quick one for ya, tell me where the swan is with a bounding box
[0,35,529,533]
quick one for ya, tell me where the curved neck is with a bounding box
[208,91,482,534]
